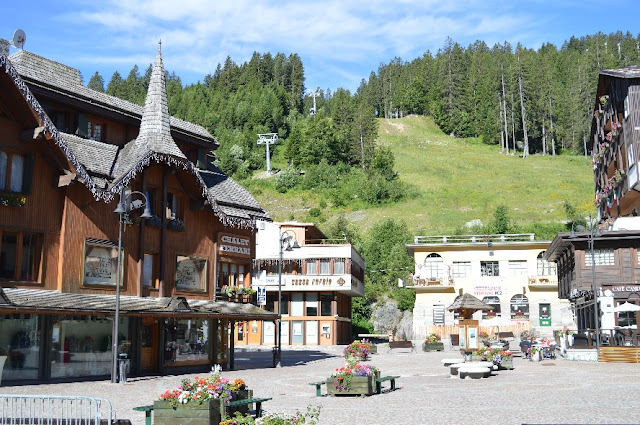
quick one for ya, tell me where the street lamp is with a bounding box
[111,187,152,383]
[570,215,602,357]
[276,228,300,368]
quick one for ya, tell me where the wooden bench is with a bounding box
[388,341,416,353]
[227,397,272,418]
[133,405,153,425]
[308,381,326,397]
[375,375,400,394]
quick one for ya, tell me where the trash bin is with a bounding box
[272,346,279,368]
[118,354,130,383]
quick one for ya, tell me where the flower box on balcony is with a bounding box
[167,218,185,232]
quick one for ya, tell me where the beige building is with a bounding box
[406,234,575,340]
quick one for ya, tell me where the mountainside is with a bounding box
[250,115,594,236]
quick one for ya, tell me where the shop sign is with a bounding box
[218,234,251,257]
[539,303,551,326]
[609,284,640,294]
[291,278,333,286]
[474,285,506,297]
[257,286,266,305]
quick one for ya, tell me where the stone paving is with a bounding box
[1,345,639,425]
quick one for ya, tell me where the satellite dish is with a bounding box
[12,29,26,49]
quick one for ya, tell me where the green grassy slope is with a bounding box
[250,115,594,235]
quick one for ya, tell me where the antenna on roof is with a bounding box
[12,29,26,49]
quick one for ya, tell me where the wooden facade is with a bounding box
[0,46,274,383]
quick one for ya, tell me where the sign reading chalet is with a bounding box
[218,233,251,258]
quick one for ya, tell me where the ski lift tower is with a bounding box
[257,133,278,175]
[307,89,321,115]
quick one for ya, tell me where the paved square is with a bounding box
[2,346,639,424]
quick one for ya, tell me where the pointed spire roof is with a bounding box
[111,42,185,185]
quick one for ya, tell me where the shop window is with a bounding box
[306,293,318,316]
[481,261,499,277]
[83,239,120,286]
[176,255,207,292]
[0,314,40,381]
[306,259,317,275]
[0,151,33,194]
[142,253,158,288]
[334,259,345,275]
[50,315,123,379]
[585,249,615,266]
[481,296,502,319]
[510,294,529,320]
[320,294,333,316]
[508,260,528,276]
[164,318,210,365]
[537,251,556,276]
[1,231,43,282]
[423,253,444,278]
[320,259,330,275]
[617,301,638,327]
[451,261,471,277]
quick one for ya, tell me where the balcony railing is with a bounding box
[413,234,535,244]
[411,276,454,287]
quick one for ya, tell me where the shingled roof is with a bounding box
[9,49,216,145]
[0,287,277,320]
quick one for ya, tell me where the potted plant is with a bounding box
[225,286,240,302]
[237,286,257,303]
[343,340,372,362]
[422,333,444,352]
[327,363,379,396]
[529,346,541,362]
[496,350,514,370]
[221,406,321,425]
[155,374,250,425]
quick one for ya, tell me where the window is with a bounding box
[423,253,444,278]
[510,294,529,320]
[508,260,528,276]
[0,150,31,193]
[451,261,471,278]
[175,255,207,292]
[83,239,119,286]
[585,249,615,266]
[306,293,318,316]
[144,188,157,216]
[320,259,330,275]
[306,260,317,275]
[617,301,638,327]
[482,296,502,319]
[280,294,289,316]
[87,120,106,142]
[166,192,181,220]
[320,294,333,316]
[481,261,499,277]
[163,318,210,364]
[433,305,445,325]
[142,253,158,288]
[0,231,38,282]
[334,259,345,275]
[537,251,557,276]
[291,293,304,316]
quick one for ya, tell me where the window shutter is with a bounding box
[22,153,34,194]
[76,113,88,138]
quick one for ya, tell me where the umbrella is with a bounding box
[480,315,513,338]
[613,302,640,313]
[447,293,494,319]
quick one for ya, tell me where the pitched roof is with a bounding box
[600,65,640,79]
[0,287,277,320]
[8,49,217,146]
[447,293,494,312]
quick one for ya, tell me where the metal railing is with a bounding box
[0,395,114,425]
[413,234,536,244]
[558,329,640,349]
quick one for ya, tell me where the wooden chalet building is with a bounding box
[545,66,640,362]
[0,42,275,384]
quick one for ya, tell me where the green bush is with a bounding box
[274,167,300,193]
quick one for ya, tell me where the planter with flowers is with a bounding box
[344,339,372,362]
[422,333,444,352]
[327,363,380,396]
[154,374,250,425]
[494,350,514,370]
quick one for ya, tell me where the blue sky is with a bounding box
[2,1,639,93]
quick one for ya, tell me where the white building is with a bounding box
[406,234,575,340]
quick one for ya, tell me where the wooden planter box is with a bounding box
[370,345,377,354]
[422,342,444,352]
[326,372,379,396]
[345,355,368,363]
[154,390,251,425]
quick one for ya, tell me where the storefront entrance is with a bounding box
[140,317,159,374]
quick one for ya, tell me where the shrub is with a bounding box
[274,167,300,193]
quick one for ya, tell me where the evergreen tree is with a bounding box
[87,72,105,92]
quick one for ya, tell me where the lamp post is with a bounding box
[111,187,152,383]
[570,216,601,358]
[276,228,300,368]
